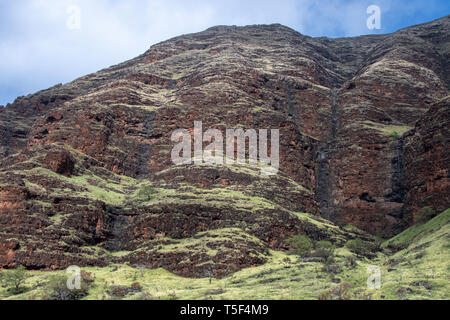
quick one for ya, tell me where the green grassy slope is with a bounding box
[1,209,448,300]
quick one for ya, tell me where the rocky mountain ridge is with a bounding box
[0,15,448,276]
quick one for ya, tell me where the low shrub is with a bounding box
[108,285,130,298]
[346,238,378,258]
[137,186,155,201]
[0,266,30,294]
[314,240,335,261]
[284,235,313,257]
[413,206,436,225]
[131,282,143,291]
[322,264,342,274]
[108,282,143,299]
[45,274,91,300]
[343,255,357,268]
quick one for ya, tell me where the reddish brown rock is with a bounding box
[0,16,448,275]
[44,150,75,176]
[403,96,450,222]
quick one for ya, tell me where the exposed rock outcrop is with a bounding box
[0,16,448,276]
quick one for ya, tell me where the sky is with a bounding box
[0,0,449,106]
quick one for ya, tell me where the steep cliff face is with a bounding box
[0,16,448,276]
[326,18,449,236]
[403,96,450,222]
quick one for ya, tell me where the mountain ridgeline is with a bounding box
[0,16,449,278]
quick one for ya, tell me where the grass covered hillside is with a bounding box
[1,209,448,300]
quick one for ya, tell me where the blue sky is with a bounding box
[0,0,449,106]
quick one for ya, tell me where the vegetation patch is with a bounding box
[361,120,413,137]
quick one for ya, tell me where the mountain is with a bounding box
[0,15,448,286]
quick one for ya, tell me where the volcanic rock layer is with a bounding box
[0,16,449,276]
